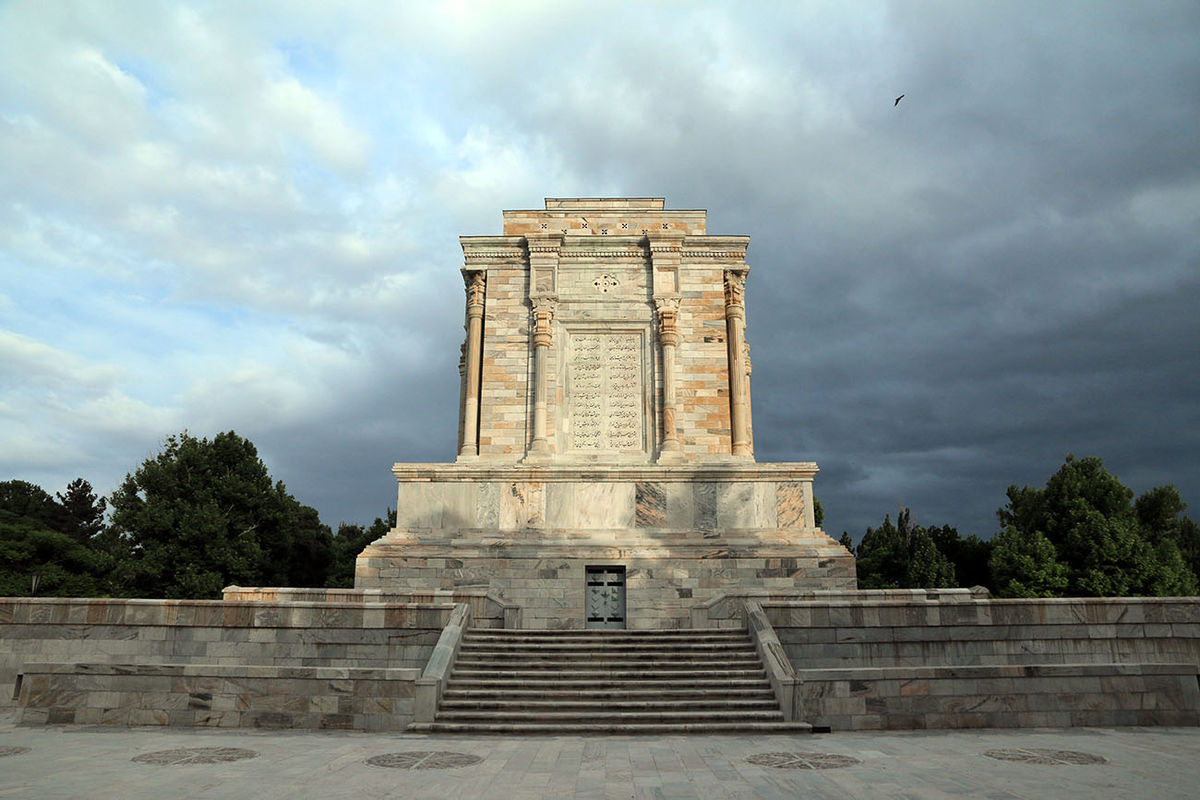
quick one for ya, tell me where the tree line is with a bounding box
[1,431,390,599]
[3,434,1197,600]
[840,455,1199,597]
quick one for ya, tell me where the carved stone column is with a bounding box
[528,293,557,455]
[458,271,486,458]
[724,270,752,457]
[654,295,682,458]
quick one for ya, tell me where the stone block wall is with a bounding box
[0,597,454,710]
[17,662,419,731]
[762,596,1200,669]
[701,591,1200,730]
[795,663,1199,731]
[218,586,516,628]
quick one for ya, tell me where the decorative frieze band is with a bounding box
[683,250,747,259]
[464,249,525,261]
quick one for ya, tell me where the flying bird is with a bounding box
[894,94,904,106]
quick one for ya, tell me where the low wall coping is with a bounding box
[19,661,422,681]
[794,662,1198,682]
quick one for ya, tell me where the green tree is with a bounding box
[326,510,395,588]
[988,526,1069,597]
[0,509,105,596]
[56,478,107,542]
[838,531,854,552]
[107,431,334,598]
[996,455,1197,597]
[854,507,955,589]
[814,497,825,528]
[0,479,67,532]
[927,525,994,588]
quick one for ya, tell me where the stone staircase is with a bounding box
[413,628,811,734]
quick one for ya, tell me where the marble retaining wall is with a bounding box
[700,592,1200,730]
[761,596,1200,669]
[793,663,1200,731]
[16,662,419,731]
[0,597,455,710]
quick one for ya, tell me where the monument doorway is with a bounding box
[585,566,626,629]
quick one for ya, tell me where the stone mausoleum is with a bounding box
[4,198,1197,734]
[356,197,854,629]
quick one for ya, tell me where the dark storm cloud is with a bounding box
[3,1,1196,544]
[291,1,1200,536]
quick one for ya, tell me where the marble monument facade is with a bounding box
[356,199,855,628]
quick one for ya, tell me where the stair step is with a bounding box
[463,633,744,638]
[459,644,757,654]
[451,669,767,680]
[464,638,751,643]
[426,627,796,734]
[439,699,780,711]
[436,709,786,722]
[454,659,763,670]
[445,679,774,691]
[410,721,813,734]
[443,687,776,699]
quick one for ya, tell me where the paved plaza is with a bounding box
[1,711,1197,800]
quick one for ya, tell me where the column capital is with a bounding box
[463,270,486,307]
[530,293,558,348]
[723,269,747,309]
[654,295,681,347]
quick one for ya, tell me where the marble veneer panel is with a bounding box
[776,482,806,528]
[634,482,667,527]
[499,482,545,528]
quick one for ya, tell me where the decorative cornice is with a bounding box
[392,462,820,482]
[464,249,525,261]
[682,249,747,259]
[560,249,647,259]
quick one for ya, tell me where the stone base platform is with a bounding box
[357,463,854,629]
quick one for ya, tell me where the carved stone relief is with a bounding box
[567,333,644,452]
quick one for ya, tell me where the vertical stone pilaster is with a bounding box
[724,270,752,458]
[650,235,684,460]
[527,293,557,456]
[458,270,486,458]
[653,295,682,460]
[525,234,562,458]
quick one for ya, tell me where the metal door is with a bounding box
[585,566,626,629]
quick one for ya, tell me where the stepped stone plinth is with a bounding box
[357,198,854,628]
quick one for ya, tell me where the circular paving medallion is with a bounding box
[0,746,31,757]
[747,751,860,770]
[132,747,260,765]
[365,751,484,770]
[983,748,1107,766]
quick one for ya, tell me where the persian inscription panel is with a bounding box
[566,332,645,452]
